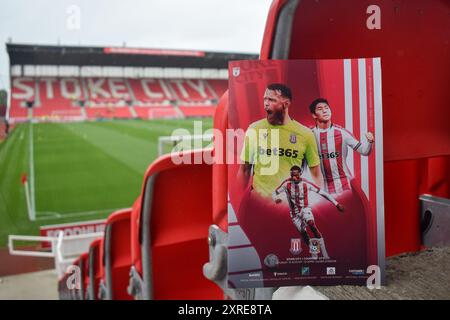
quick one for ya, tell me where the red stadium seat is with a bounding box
[69,256,83,300]
[59,251,92,300]
[208,80,228,99]
[128,149,223,300]
[9,77,34,122]
[168,79,218,103]
[81,252,89,300]
[128,79,171,105]
[86,238,103,300]
[98,208,133,300]
[74,252,89,300]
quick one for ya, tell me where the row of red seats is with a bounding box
[9,105,214,121]
[58,150,223,300]
[85,107,132,119]
[9,78,227,121]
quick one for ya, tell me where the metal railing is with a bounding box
[8,231,103,278]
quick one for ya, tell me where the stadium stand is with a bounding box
[9,77,225,121]
[84,106,132,119]
[98,208,133,300]
[6,45,256,123]
[0,90,7,141]
[9,78,34,121]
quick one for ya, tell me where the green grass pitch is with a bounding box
[0,118,213,247]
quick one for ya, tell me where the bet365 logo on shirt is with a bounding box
[320,151,340,159]
[258,147,299,158]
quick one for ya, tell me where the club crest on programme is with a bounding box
[290,238,302,255]
[232,67,240,77]
[309,238,321,255]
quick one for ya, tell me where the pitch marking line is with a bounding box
[35,208,124,221]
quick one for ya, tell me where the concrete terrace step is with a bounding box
[314,247,450,300]
[0,269,58,300]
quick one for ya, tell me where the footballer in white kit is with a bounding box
[273,165,344,259]
[309,98,374,195]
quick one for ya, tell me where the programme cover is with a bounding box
[227,59,385,288]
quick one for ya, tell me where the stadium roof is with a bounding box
[6,43,258,68]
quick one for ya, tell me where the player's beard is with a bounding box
[266,108,285,125]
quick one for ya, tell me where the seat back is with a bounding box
[82,252,90,300]
[78,253,88,300]
[136,150,223,299]
[102,208,133,300]
[87,238,103,300]
[70,256,82,300]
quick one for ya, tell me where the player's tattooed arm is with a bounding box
[309,165,324,188]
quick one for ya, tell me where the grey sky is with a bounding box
[0,0,272,91]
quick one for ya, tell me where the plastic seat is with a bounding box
[128,149,223,300]
[98,208,133,300]
[81,252,90,300]
[75,252,88,300]
[86,238,103,300]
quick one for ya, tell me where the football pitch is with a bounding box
[0,118,213,247]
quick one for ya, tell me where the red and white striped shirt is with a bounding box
[273,178,338,217]
[312,124,372,194]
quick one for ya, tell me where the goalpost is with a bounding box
[157,133,214,156]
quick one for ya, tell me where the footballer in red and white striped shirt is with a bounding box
[272,165,344,259]
[310,98,374,195]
